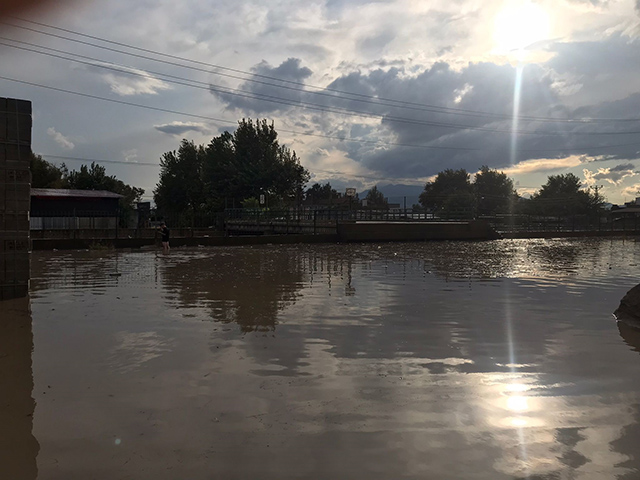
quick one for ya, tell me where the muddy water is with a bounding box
[4,238,640,479]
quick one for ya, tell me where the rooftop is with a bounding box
[31,188,123,199]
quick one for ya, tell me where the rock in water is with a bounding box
[614,284,640,328]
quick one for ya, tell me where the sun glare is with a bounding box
[494,1,550,55]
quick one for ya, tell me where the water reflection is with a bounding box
[619,321,640,354]
[160,248,308,331]
[26,239,640,479]
[0,298,39,479]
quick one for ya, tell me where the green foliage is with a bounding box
[418,167,523,218]
[155,119,309,218]
[29,154,144,227]
[242,197,260,209]
[65,162,144,207]
[304,182,340,205]
[30,152,66,188]
[30,154,144,208]
[154,140,207,219]
[474,166,518,216]
[365,185,389,209]
[419,169,474,217]
[529,173,603,216]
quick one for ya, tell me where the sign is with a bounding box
[345,188,356,197]
[259,194,265,205]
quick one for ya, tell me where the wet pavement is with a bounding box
[3,238,640,479]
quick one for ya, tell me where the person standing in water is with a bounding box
[158,222,170,252]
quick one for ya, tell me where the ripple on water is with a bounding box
[23,238,640,480]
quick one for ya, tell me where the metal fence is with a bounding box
[485,214,640,234]
[224,208,440,222]
[28,207,640,237]
[30,216,118,230]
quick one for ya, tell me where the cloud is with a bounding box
[84,63,172,96]
[47,127,74,150]
[583,162,638,185]
[621,184,640,198]
[210,41,640,182]
[209,58,312,113]
[503,156,584,176]
[154,122,210,136]
[122,149,138,162]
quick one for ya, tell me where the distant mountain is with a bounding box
[360,183,424,207]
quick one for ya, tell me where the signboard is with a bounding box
[345,188,356,197]
[259,194,265,205]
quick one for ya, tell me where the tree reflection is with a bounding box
[160,247,308,332]
[0,298,39,480]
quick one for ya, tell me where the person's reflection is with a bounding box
[618,321,640,354]
[0,297,39,480]
[614,321,640,479]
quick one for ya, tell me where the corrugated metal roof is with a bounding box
[30,188,123,199]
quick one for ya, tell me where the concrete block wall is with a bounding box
[0,98,31,301]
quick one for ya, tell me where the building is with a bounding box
[30,188,123,230]
[1,97,31,301]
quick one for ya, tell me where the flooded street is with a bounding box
[5,238,640,479]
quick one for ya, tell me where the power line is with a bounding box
[3,74,640,155]
[0,74,490,152]
[5,17,640,125]
[39,153,428,183]
[6,39,639,136]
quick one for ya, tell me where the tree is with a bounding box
[30,154,144,207]
[65,162,144,208]
[419,169,474,218]
[365,185,389,209]
[304,182,340,206]
[30,152,65,188]
[30,154,144,225]
[530,173,603,216]
[154,140,206,221]
[474,166,518,216]
[203,119,309,207]
[157,119,310,216]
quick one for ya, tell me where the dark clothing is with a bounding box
[160,227,170,242]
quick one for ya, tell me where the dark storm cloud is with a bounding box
[210,58,312,114]
[154,122,210,136]
[211,35,640,179]
[547,35,640,78]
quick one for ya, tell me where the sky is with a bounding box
[1,0,640,204]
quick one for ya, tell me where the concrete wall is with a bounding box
[337,220,500,242]
[0,98,31,301]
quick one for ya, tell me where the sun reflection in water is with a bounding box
[507,395,529,412]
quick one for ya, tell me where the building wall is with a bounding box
[31,196,120,216]
[0,98,31,301]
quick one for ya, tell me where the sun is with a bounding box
[493,1,550,55]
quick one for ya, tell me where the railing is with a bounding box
[485,214,640,234]
[28,208,640,238]
[224,208,443,222]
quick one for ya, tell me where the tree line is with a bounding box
[417,167,604,218]
[30,153,144,217]
[153,119,309,223]
[30,119,607,224]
